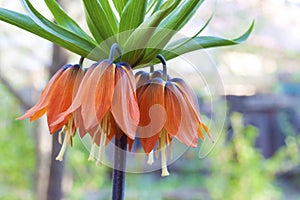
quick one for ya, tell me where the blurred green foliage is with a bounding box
[207,112,300,200]
[0,84,35,199]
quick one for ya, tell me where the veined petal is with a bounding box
[51,64,97,127]
[111,64,139,140]
[92,61,115,130]
[172,78,212,141]
[164,81,181,137]
[16,66,67,121]
[80,62,110,130]
[138,78,166,153]
[165,81,198,147]
[48,65,84,133]
[74,107,86,137]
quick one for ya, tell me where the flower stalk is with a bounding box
[112,133,127,200]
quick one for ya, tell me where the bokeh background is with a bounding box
[0,0,300,199]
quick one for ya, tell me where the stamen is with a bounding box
[96,132,107,166]
[147,150,154,165]
[58,126,66,144]
[88,132,98,161]
[96,115,108,166]
[155,138,161,159]
[56,132,71,161]
[161,129,169,176]
[88,143,96,161]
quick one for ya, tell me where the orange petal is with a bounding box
[111,64,139,140]
[51,64,96,127]
[172,78,212,141]
[165,81,198,147]
[172,78,200,119]
[74,107,87,138]
[164,82,181,136]
[137,78,166,153]
[16,67,66,121]
[47,65,84,133]
[93,61,115,129]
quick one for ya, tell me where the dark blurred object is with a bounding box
[227,94,300,158]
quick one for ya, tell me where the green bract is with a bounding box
[0,0,254,68]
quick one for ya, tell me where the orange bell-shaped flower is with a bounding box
[53,60,140,165]
[136,67,213,176]
[17,64,84,161]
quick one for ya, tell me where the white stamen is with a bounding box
[88,131,98,161]
[161,130,169,176]
[96,132,107,166]
[147,150,154,165]
[88,143,96,161]
[58,127,65,144]
[161,146,169,176]
[56,132,70,161]
[96,116,108,166]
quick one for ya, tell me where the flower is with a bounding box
[17,64,84,160]
[136,71,213,176]
[17,65,84,160]
[53,60,140,165]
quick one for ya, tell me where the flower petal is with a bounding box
[51,64,97,127]
[165,81,198,147]
[137,78,166,153]
[48,65,84,133]
[164,81,181,136]
[111,64,139,140]
[172,78,212,141]
[92,61,115,129]
[16,66,66,121]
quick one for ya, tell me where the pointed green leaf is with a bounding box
[0,8,101,60]
[165,7,216,51]
[150,0,163,14]
[142,0,205,63]
[112,0,128,16]
[161,20,255,61]
[121,0,181,66]
[119,0,147,45]
[99,0,119,27]
[20,0,101,58]
[82,0,118,45]
[160,0,205,31]
[44,0,94,42]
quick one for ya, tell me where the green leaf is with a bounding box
[119,0,147,45]
[121,0,181,66]
[160,0,205,31]
[0,8,100,60]
[82,0,118,45]
[161,20,255,61]
[150,0,163,14]
[112,0,128,16]
[44,0,94,42]
[166,6,216,51]
[142,0,205,63]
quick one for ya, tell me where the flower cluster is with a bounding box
[18,54,213,176]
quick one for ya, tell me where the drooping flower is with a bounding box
[136,70,213,176]
[53,60,140,165]
[17,64,84,160]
